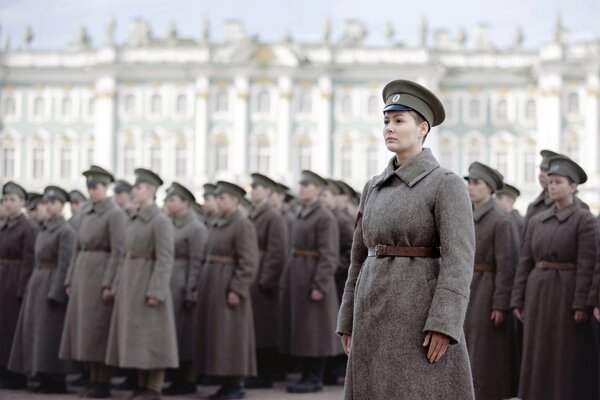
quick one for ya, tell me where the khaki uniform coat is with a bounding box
[59,198,127,362]
[249,203,288,349]
[510,210,525,239]
[195,210,259,376]
[337,149,476,400]
[8,216,76,374]
[0,214,38,367]
[280,201,341,358]
[105,204,178,369]
[334,208,354,302]
[171,211,207,362]
[465,198,519,400]
[511,202,598,400]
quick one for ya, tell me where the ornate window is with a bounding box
[341,95,352,114]
[468,99,481,120]
[567,93,579,114]
[256,90,271,113]
[496,99,508,122]
[215,90,229,112]
[298,90,312,113]
[32,145,44,179]
[213,133,229,173]
[33,97,44,118]
[176,94,187,116]
[1,136,16,178]
[340,140,352,178]
[3,96,16,118]
[524,150,536,182]
[124,94,135,114]
[367,95,378,114]
[150,94,162,115]
[175,134,187,177]
[62,97,73,118]
[60,147,72,179]
[525,99,536,120]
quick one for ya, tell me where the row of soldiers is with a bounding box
[464,149,600,400]
[0,165,359,399]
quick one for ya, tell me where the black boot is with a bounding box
[83,383,111,398]
[114,370,137,390]
[162,379,196,395]
[286,357,324,394]
[37,374,68,394]
[208,384,245,399]
[71,369,91,387]
[0,371,27,389]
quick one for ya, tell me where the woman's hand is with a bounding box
[102,288,113,304]
[65,286,72,297]
[342,334,352,356]
[310,289,324,302]
[513,308,524,322]
[594,307,600,322]
[227,291,241,308]
[490,310,506,327]
[574,310,589,325]
[146,296,160,307]
[422,331,450,364]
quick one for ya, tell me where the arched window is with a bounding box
[62,97,73,118]
[32,141,44,179]
[123,142,135,175]
[524,149,536,183]
[468,99,481,120]
[257,90,270,113]
[215,90,229,112]
[33,97,44,118]
[525,99,536,120]
[341,95,352,114]
[124,95,135,114]
[496,99,507,121]
[60,145,72,179]
[175,136,187,177]
[150,94,162,115]
[176,95,187,116]
[567,93,579,114]
[3,97,16,117]
[367,95,378,114]
[298,90,313,113]
[1,136,16,178]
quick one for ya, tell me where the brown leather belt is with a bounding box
[292,248,320,258]
[0,258,21,265]
[207,255,236,264]
[367,245,441,258]
[536,261,576,270]
[474,264,496,272]
[38,261,58,269]
[129,252,156,261]
[81,245,111,253]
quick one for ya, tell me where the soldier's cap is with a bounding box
[2,181,28,201]
[82,165,114,187]
[203,183,217,198]
[299,170,328,188]
[335,180,357,198]
[165,181,196,203]
[26,192,43,210]
[192,201,204,216]
[275,182,290,194]
[43,186,70,203]
[547,155,587,184]
[69,190,87,204]
[464,162,504,192]
[496,183,521,200]
[251,173,278,191]
[114,179,133,194]
[324,179,343,195]
[213,181,246,200]
[134,168,164,188]
[540,149,559,170]
[382,80,445,129]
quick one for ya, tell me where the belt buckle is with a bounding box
[374,245,386,257]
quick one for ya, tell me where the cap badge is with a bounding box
[392,94,401,102]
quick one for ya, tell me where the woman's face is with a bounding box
[216,192,239,214]
[87,183,107,203]
[538,168,549,190]
[46,199,64,217]
[165,195,188,216]
[131,182,154,205]
[319,189,336,210]
[250,184,270,203]
[467,179,492,204]
[548,174,576,201]
[299,182,321,203]
[2,193,24,217]
[383,110,427,154]
[203,195,218,214]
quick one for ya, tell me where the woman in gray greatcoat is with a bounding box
[336,80,476,399]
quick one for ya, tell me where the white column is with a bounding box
[537,74,562,153]
[94,76,116,170]
[231,76,249,181]
[194,77,209,186]
[316,76,333,176]
[584,74,599,208]
[277,77,292,181]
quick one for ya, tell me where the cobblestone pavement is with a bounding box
[0,376,344,400]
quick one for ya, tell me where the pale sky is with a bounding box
[0,0,598,50]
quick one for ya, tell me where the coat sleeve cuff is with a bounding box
[492,295,511,311]
[335,293,354,337]
[146,283,168,302]
[423,286,468,345]
[228,279,250,298]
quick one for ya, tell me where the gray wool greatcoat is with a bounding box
[280,201,342,358]
[170,211,207,362]
[59,198,127,362]
[336,149,476,400]
[0,214,38,367]
[511,202,598,400]
[510,210,525,239]
[249,203,288,349]
[195,210,259,376]
[334,208,354,301]
[105,204,178,369]
[8,216,76,374]
[465,198,519,400]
